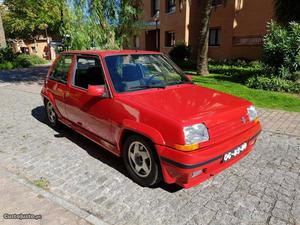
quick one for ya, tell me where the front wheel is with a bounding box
[123,135,162,187]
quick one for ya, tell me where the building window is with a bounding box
[209,28,221,46]
[166,0,176,13]
[165,31,175,47]
[31,46,37,53]
[151,0,160,17]
[133,35,140,48]
[212,0,222,6]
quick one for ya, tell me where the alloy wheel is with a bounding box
[128,141,152,178]
[46,101,56,124]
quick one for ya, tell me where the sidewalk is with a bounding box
[258,108,300,136]
[0,169,91,225]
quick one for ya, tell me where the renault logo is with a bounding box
[242,116,246,124]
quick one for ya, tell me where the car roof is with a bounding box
[61,50,161,57]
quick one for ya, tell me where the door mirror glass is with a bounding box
[87,85,105,97]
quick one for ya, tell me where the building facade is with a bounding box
[136,0,274,60]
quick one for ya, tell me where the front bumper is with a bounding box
[156,122,261,188]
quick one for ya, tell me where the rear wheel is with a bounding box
[44,100,59,128]
[123,135,162,187]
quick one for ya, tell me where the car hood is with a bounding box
[117,84,251,126]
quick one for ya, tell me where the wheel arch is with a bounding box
[118,119,165,155]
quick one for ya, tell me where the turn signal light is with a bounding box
[174,143,200,151]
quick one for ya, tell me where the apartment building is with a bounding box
[135,0,274,60]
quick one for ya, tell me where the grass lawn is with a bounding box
[190,74,300,112]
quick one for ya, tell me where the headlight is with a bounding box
[247,105,258,122]
[183,123,209,145]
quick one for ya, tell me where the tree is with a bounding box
[274,0,300,25]
[196,0,213,75]
[2,0,64,39]
[61,0,143,50]
[118,0,143,48]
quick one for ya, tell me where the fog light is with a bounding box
[192,170,203,178]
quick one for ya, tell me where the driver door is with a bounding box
[64,54,114,144]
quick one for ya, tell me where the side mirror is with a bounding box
[87,85,105,97]
[186,74,193,81]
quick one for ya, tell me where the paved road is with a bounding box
[0,67,299,225]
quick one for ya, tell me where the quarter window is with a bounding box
[209,28,221,46]
[73,56,105,89]
[165,31,175,47]
[50,55,73,83]
[166,0,175,13]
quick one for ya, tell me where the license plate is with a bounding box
[223,143,247,162]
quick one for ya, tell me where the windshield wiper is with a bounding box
[129,84,166,90]
[166,80,194,86]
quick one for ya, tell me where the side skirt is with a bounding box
[58,117,120,157]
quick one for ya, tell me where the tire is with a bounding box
[44,99,59,128]
[123,135,162,187]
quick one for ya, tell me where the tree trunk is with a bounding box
[196,0,213,75]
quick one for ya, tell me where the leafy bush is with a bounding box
[169,43,193,69]
[0,61,15,70]
[208,58,252,67]
[14,54,47,68]
[208,63,264,84]
[246,76,300,93]
[0,47,16,64]
[263,21,300,81]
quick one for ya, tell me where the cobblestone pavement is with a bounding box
[0,67,299,225]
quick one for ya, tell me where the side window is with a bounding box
[73,56,105,89]
[50,55,73,83]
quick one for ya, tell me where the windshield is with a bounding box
[105,54,191,93]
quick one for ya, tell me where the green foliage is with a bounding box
[62,0,143,50]
[15,54,47,67]
[0,47,15,63]
[193,75,300,112]
[2,0,143,50]
[118,0,144,48]
[2,0,63,39]
[0,50,47,70]
[246,76,300,93]
[0,61,14,70]
[274,0,300,25]
[169,43,192,67]
[263,21,300,81]
[33,177,50,190]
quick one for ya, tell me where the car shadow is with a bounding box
[31,106,182,193]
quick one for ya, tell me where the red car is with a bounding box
[41,50,261,188]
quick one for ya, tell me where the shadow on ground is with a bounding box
[31,105,182,193]
[0,65,50,85]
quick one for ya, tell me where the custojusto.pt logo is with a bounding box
[3,213,42,220]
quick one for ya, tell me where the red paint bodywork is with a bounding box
[41,50,261,188]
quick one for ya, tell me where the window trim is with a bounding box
[49,54,74,85]
[70,54,112,98]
